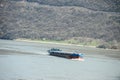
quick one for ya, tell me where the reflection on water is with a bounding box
[0,40,120,80]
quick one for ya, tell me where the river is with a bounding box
[0,39,120,80]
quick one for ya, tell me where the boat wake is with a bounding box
[71,58,84,61]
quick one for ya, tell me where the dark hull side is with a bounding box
[49,51,80,59]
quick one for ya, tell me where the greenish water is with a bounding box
[0,40,120,80]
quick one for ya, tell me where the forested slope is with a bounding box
[0,0,120,48]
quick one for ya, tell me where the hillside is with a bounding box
[13,0,120,12]
[29,0,120,12]
[0,0,120,49]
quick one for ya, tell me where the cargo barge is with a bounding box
[48,48,84,60]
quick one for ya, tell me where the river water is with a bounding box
[0,40,120,80]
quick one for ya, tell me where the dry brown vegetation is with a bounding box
[0,0,120,49]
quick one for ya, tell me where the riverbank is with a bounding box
[14,38,120,51]
[14,38,96,48]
